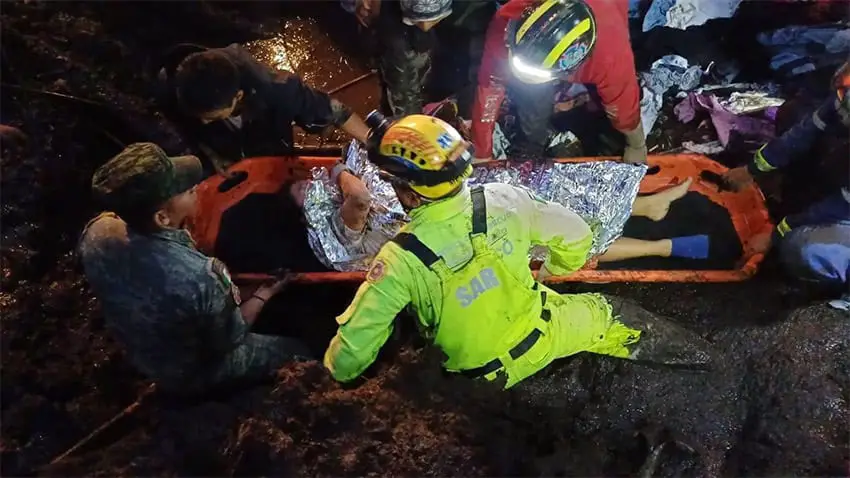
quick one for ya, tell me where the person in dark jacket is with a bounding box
[347,0,497,117]
[722,62,849,303]
[156,43,370,171]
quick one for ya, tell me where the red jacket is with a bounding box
[471,0,640,158]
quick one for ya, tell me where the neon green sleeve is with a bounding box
[323,245,413,382]
[523,188,593,275]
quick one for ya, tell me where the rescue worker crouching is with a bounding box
[323,113,711,388]
[79,143,312,395]
[722,63,850,305]
[471,0,646,163]
[157,43,371,172]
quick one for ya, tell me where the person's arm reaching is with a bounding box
[337,107,371,144]
[239,277,290,325]
[573,16,643,163]
[470,10,512,160]
[517,186,593,276]
[748,97,841,176]
[333,162,371,232]
[273,76,370,143]
[723,95,844,190]
[324,246,413,382]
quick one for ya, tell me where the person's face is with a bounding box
[288,180,310,209]
[392,183,422,212]
[154,186,199,230]
[198,90,244,124]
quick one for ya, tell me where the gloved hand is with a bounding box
[721,166,754,192]
[621,123,648,165]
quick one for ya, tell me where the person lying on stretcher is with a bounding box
[285,140,707,273]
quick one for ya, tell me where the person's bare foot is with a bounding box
[639,177,693,222]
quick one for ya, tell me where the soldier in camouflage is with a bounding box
[351,0,497,117]
[78,142,312,394]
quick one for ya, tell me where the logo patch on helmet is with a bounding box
[558,42,589,71]
[436,132,454,150]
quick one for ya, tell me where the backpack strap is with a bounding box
[470,186,487,236]
[392,232,441,268]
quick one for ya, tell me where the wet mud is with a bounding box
[2,2,849,476]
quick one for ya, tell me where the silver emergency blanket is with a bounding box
[303,143,407,271]
[468,161,647,256]
[718,91,785,115]
[303,141,646,270]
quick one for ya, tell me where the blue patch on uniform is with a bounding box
[436,133,454,150]
[558,42,589,71]
[455,268,501,308]
[502,239,514,256]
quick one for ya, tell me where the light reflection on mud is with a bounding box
[243,16,380,146]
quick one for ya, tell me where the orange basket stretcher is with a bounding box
[186,154,774,285]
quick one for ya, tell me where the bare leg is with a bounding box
[632,178,693,222]
[599,237,672,263]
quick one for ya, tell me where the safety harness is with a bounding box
[391,186,551,379]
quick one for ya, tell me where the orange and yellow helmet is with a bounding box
[368,113,473,200]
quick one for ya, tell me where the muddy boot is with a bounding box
[603,295,715,370]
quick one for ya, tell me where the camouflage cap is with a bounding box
[92,142,203,218]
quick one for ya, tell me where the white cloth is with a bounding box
[643,0,742,32]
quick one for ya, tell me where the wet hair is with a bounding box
[175,51,241,116]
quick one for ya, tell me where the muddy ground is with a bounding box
[1,1,849,476]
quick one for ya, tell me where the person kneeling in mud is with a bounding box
[323,114,712,388]
[79,143,312,395]
[722,62,850,307]
[155,43,371,172]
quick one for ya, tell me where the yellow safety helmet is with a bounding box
[367,112,473,200]
[507,0,597,84]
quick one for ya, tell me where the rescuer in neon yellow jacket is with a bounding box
[324,113,711,388]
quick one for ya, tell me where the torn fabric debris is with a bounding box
[640,55,704,136]
[758,24,850,77]
[643,0,743,32]
[675,93,776,148]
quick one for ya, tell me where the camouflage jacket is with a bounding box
[78,213,248,389]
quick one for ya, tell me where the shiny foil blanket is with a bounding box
[468,161,647,256]
[304,141,646,271]
[303,143,408,271]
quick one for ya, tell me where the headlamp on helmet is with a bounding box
[506,0,597,83]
